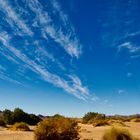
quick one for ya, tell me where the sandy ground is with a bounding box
[0,122,140,140]
[79,122,140,140]
[0,126,34,140]
[0,130,34,140]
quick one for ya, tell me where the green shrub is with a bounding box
[12,108,28,123]
[102,127,138,140]
[83,112,105,124]
[52,114,64,119]
[34,116,79,140]
[28,114,41,125]
[11,122,30,131]
[2,109,13,124]
[2,108,41,125]
[0,119,6,127]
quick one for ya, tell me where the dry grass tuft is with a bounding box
[130,118,140,122]
[34,116,79,140]
[10,122,30,131]
[93,120,110,127]
[102,127,138,140]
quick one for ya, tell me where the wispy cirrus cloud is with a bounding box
[25,0,81,58]
[0,32,89,101]
[0,72,22,85]
[0,65,6,71]
[50,0,70,26]
[0,0,94,101]
[0,64,22,85]
[0,0,33,36]
[125,30,140,38]
[50,0,82,58]
[118,42,140,53]
[101,0,140,62]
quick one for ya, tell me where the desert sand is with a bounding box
[79,122,140,140]
[0,122,140,140]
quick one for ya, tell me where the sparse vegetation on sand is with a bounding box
[93,120,110,127]
[107,119,128,127]
[34,115,79,140]
[102,127,139,140]
[130,118,140,122]
[10,122,30,131]
[83,112,105,124]
[1,108,140,140]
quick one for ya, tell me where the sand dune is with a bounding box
[0,122,140,140]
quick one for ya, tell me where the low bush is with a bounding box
[93,120,110,127]
[2,108,41,125]
[0,119,6,127]
[34,116,79,140]
[83,112,105,124]
[11,122,30,131]
[2,109,13,124]
[131,118,140,122]
[102,127,138,140]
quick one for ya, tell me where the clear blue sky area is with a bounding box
[0,0,140,117]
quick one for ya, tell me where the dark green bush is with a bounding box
[12,108,28,123]
[0,119,6,127]
[52,114,64,119]
[83,112,105,124]
[2,108,41,125]
[29,114,41,125]
[2,109,13,124]
[34,116,79,140]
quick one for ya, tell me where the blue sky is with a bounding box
[0,0,140,117]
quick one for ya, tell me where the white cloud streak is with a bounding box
[0,64,22,85]
[33,41,66,71]
[0,0,33,36]
[0,0,92,101]
[0,32,89,101]
[0,72,22,85]
[118,42,140,53]
[50,0,70,26]
[0,65,6,71]
[0,0,76,69]
[26,0,81,58]
[125,30,140,38]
